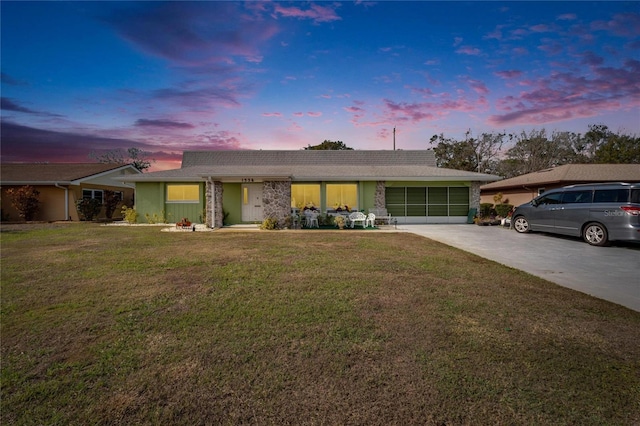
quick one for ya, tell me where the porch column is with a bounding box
[375,181,386,209]
[262,180,291,228]
[206,179,224,228]
[470,182,481,213]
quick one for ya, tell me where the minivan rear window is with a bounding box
[593,189,629,203]
[631,189,640,204]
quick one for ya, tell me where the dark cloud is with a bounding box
[1,72,28,86]
[1,97,64,117]
[102,2,278,66]
[1,97,38,114]
[0,121,167,163]
[135,119,195,129]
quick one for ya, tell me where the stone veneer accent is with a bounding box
[262,181,291,227]
[205,180,224,228]
[374,181,386,209]
[470,182,481,212]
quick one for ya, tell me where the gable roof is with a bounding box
[125,150,500,182]
[1,163,141,185]
[481,164,640,191]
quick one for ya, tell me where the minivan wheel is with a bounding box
[513,216,530,233]
[583,222,608,246]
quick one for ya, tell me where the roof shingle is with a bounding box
[481,164,640,190]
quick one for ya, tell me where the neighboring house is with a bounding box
[123,150,500,227]
[1,163,141,222]
[481,164,640,207]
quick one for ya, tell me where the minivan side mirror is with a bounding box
[531,199,539,207]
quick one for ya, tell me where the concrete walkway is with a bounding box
[398,224,640,312]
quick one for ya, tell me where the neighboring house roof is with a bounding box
[1,163,141,185]
[481,164,640,191]
[124,150,501,182]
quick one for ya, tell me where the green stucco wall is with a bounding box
[222,183,242,225]
[135,182,205,224]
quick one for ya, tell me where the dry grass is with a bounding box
[1,223,639,425]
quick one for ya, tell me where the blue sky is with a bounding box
[2,1,639,170]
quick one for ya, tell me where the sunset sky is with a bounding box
[2,1,639,170]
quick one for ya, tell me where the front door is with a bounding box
[242,184,263,222]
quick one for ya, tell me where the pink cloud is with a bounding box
[494,70,523,79]
[591,12,640,38]
[292,112,304,117]
[307,112,322,117]
[489,59,640,126]
[467,79,490,95]
[456,46,482,56]
[557,13,577,21]
[530,24,553,32]
[273,3,341,23]
[262,112,282,117]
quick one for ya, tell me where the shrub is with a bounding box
[479,203,494,218]
[145,212,167,224]
[495,203,514,218]
[103,190,121,219]
[76,198,102,221]
[6,185,40,221]
[121,206,138,224]
[260,217,279,230]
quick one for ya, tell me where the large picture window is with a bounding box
[291,184,320,209]
[167,184,199,203]
[326,184,357,210]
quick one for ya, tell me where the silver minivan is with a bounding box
[512,182,640,246]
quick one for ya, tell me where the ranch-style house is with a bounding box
[123,150,501,227]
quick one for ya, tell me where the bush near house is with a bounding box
[103,190,121,219]
[6,185,40,221]
[76,198,102,221]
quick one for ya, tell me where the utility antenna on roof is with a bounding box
[393,126,396,151]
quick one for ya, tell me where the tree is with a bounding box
[6,185,40,221]
[304,140,353,150]
[503,129,578,176]
[89,147,154,172]
[429,130,506,174]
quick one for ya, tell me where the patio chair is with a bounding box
[349,211,367,228]
[365,213,376,228]
[304,210,319,228]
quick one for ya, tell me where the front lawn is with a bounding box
[1,223,639,425]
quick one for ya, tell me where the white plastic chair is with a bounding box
[349,211,367,228]
[365,213,376,228]
[305,210,319,228]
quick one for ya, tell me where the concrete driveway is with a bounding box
[399,224,640,312]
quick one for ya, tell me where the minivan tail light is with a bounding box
[621,206,640,216]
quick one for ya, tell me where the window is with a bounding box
[326,184,357,210]
[561,190,592,204]
[291,184,320,209]
[536,193,563,205]
[594,189,629,203]
[83,189,103,204]
[167,184,199,203]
